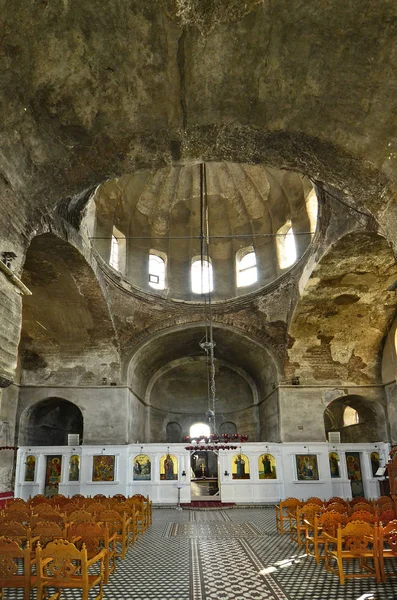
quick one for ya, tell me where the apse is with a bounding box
[19,397,83,446]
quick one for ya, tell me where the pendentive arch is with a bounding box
[19,232,121,386]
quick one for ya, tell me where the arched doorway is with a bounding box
[20,398,83,446]
[190,449,219,501]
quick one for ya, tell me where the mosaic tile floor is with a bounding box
[3,507,397,599]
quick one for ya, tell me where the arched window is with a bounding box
[149,251,166,290]
[191,258,213,294]
[306,188,318,233]
[109,235,119,270]
[236,248,257,287]
[109,226,126,273]
[276,221,297,269]
[190,423,210,439]
[343,406,359,426]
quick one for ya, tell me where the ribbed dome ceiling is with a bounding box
[90,162,316,301]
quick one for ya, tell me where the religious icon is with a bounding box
[45,455,62,497]
[92,455,115,482]
[258,453,276,479]
[232,453,250,479]
[69,455,80,482]
[24,455,36,482]
[160,454,178,480]
[345,452,364,497]
[295,454,319,481]
[329,452,340,478]
[133,454,151,481]
[370,451,380,477]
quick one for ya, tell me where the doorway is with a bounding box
[190,451,219,500]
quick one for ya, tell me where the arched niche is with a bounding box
[288,232,397,385]
[19,233,120,386]
[324,395,387,443]
[19,397,83,446]
[126,322,280,443]
[166,422,182,443]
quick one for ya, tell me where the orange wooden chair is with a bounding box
[0,537,36,600]
[113,493,127,502]
[0,521,31,547]
[305,511,346,563]
[351,502,374,514]
[306,497,323,506]
[86,503,108,517]
[3,508,33,526]
[36,538,105,600]
[324,521,380,585]
[378,520,397,582]
[380,508,396,524]
[275,498,302,535]
[70,521,117,584]
[113,502,138,545]
[326,497,347,507]
[347,510,377,525]
[126,497,147,535]
[290,503,323,547]
[30,520,66,549]
[325,503,347,514]
[98,509,130,559]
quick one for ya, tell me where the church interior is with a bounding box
[2,1,397,598]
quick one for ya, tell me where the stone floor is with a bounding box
[4,507,397,599]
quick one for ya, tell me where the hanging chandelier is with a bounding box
[194,163,249,447]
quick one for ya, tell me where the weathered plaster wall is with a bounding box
[17,387,130,445]
[258,389,280,442]
[279,385,388,443]
[385,382,397,444]
[127,389,147,444]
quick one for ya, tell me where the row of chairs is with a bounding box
[0,493,153,598]
[276,495,395,536]
[1,536,107,600]
[275,495,397,584]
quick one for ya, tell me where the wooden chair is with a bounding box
[33,511,65,528]
[70,493,86,505]
[126,497,147,535]
[0,521,31,547]
[305,511,346,563]
[380,509,396,524]
[29,495,49,507]
[290,503,323,547]
[324,521,381,585]
[93,494,108,502]
[67,510,94,525]
[326,497,347,507]
[0,537,36,600]
[325,503,347,514]
[347,510,377,524]
[306,497,323,506]
[5,498,28,510]
[377,495,393,507]
[132,494,152,526]
[378,520,397,582]
[86,503,107,516]
[62,502,80,516]
[350,496,367,505]
[3,508,33,526]
[30,520,66,549]
[275,498,301,535]
[113,493,126,502]
[351,502,373,514]
[98,509,130,559]
[36,538,106,600]
[70,521,117,584]
[113,503,138,545]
